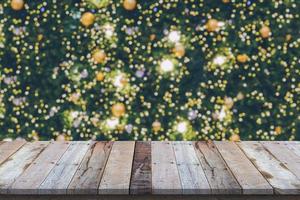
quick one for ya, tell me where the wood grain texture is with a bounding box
[261,141,300,180]
[214,141,273,194]
[0,140,26,165]
[0,142,48,194]
[151,141,181,194]
[283,141,300,158]
[99,141,135,194]
[130,141,151,195]
[173,141,210,194]
[194,141,240,194]
[237,141,300,194]
[9,142,70,194]
[39,142,91,195]
[1,141,300,196]
[68,142,113,194]
[2,195,300,200]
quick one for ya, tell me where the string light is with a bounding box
[1,0,299,141]
[168,31,180,43]
[176,121,188,133]
[213,55,226,65]
[160,59,174,72]
[103,23,114,38]
[106,118,119,129]
[113,73,127,88]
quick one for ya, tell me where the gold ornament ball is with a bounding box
[275,126,282,135]
[123,0,137,11]
[92,49,106,64]
[237,54,249,63]
[112,103,126,117]
[222,0,230,3]
[149,34,156,41]
[173,43,185,58]
[230,134,240,142]
[11,0,24,11]
[260,26,271,38]
[96,71,105,81]
[80,12,95,27]
[56,134,66,141]
[152,121,162,132]
[206,19,219,32]
[286,34,292,42]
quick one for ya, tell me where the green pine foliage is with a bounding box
[0,0,300,141]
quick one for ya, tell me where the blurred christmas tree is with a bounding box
[0,0,300,141]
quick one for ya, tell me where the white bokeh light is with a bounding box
[213,55,226,65]
[168,31,180,43]
[106,118,119,129]
[176,121,188,133]
[160,59,174,72]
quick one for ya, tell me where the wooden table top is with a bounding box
[0,141,300,195]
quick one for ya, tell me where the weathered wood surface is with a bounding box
[0,142,48,194]
[0,141,26,165]
[39,142,91,194]
[214,141,273,194]
[68,141,112,194]
[130,141,151,194]
[10,142,70,194]
[151,141,181,194]
[194,141,240,194]
[98,141,135,194]
[174,141,210,194]
[0,141,300,196]
[237,141,300,194]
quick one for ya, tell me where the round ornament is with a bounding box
[11,0,24,11]
[81,12,95,27]
[112,103,126,117]
[123,0,137,11]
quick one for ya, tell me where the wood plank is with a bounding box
[98,141,135,194]
[130,141,152,195]
[9,142,70,194]
[284,141,300,158]
[67,141,113,194]
[261,142,300,180]
[237,141,300,194]
[39,142,91,194]
[2,195,300,200]
[151,141,181,194]
[0,140,26,165]
[194,141,240,194]
[173,141,210,194]
[214,141,273,194]
[0,142,48,194]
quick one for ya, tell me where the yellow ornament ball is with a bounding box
[206,19,219,32]
[275,126,282,135]
[173,43,185,58]
[92,49,106,64]
[96,71,105,81]
[56,134,66,141]
[123,0,137,11]
[260,26,271,38]
[80,12,95,27]
[112,103,126,117]
[230,134,240,142]
[237,54,249,63]
[149,34,156,41]
[152,121,162,132]
[285,34,292,42]
[11,0,24,11]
